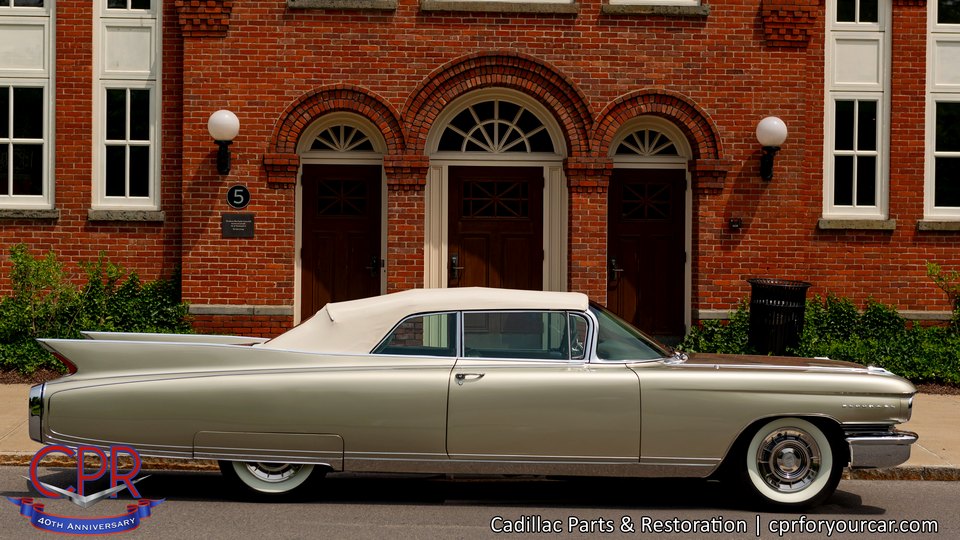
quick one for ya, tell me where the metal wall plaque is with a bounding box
[222,213,255,238]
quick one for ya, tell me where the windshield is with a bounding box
[589,303,671,361]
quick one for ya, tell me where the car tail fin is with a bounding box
[36,340,79,375]
[51,351,78,375]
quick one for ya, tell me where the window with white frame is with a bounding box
[0,0,52,208]
[927,0,960,218]
[94,0,159,210]
[824,0,890,219]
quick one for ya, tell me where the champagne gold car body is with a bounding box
[29,288,917,507]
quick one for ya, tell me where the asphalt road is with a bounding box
[0,467,955,539]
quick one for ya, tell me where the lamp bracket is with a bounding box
[215,140,232,175]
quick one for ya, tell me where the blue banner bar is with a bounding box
[7,497,164,535]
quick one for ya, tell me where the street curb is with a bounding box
[0,454,220,471]
[844,466,960,481]
[2,454,958,479]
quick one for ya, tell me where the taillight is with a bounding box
[50,351,77,375]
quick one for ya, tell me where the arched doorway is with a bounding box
[296,114,387,321]
[424,90,568,291]
[608,119,692,343]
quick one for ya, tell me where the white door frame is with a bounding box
[424,89,568,291]
[294,113,388,324]
[424,159,567,291]
[609,117,693,334]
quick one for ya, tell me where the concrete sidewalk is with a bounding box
[1,384,958,478]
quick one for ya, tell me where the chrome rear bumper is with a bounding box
[846,429,918,469]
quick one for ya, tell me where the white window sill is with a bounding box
[287,0,397,9]
[88,209,165,222]
[0,208,59,220]
[698,308,953,322]
[817,218,896,231]
[602,3,708,16]
[189,304,294,316]
[420,0,578,13]
[918,220,960,232]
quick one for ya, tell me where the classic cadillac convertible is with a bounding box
[29,288,917,508]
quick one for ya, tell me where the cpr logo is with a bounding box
[6,445,164,535]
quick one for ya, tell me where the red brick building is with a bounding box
[1,0,958,340]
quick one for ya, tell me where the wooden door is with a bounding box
[448,166,544,290]
[301,164,381,319]
[607,168,686,341]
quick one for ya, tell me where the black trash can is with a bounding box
[747,278,812,356]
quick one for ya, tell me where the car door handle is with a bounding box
[455,373,485,386]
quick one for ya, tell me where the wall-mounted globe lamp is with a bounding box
[756,116,788,181]
[207,110,240,175]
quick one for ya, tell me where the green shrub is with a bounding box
[802,294,860,344]
[927,262,960,331]
[0,244,191,374]
[857,300,908,339]
[677,299,753,355]
[682,291,960,386]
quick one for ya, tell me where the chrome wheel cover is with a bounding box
[242,462,306,483]
[226,461,317,494]
[755,428,821,493]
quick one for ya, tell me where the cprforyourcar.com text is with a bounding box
[489,515,940,536]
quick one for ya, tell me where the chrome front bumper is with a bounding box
[28,383,44,443]
[846,429,918,469]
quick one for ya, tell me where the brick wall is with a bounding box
[0,0,183,289]
[3,0,956,338]
[191,314,290,338]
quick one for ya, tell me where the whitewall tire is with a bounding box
[219,461,317,496]
[742,418,842,508]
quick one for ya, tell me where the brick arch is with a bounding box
[403,52,593,157]
[263,85,406,185]
[269,84,405,156]
[593,90,724,163]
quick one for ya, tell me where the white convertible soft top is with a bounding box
[260,287,589,354]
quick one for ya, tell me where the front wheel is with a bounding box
[219,461,319,496]
[741,418,843,509]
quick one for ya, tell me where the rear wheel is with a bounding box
[219,461,318,496]
[741,418,843,508]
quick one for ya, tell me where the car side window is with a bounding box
[372,312,457,357]
[463,311,572,360]
[569,313,589,360]
[590,304,669,361]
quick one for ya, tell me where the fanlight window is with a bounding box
[310,124,375,152]
[615,129,679,157]
[438,100,555,153]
